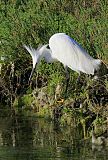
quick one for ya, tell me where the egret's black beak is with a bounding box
[29,68,34,83]
[28,64,37,83]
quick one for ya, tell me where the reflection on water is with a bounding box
[0,109,107,160]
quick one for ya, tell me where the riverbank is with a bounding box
[1,70,107,138]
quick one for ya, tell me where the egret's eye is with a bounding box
[46,45,50,49]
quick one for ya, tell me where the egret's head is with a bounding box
[23,45,40,82]
[24,44,51,83]
[29,48,41,82]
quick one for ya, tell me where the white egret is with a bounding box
[23,33,101,85]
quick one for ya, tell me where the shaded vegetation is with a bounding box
[0,0,108,137]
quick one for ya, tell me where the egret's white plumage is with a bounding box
[49,33,101,74]
[23,33,101,81]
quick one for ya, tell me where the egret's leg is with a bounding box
[29,67,35,83]
[76,72,81,83]
[65,66,70,95]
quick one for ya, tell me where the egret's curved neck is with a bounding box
[36,46,47,63]
[38,45,55,63]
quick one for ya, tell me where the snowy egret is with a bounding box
[23,33,101,84]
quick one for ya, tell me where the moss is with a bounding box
[36,105,54,119]
[21,95,34,107]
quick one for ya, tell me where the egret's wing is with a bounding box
[23,45,38,68]
[49,33,101,74]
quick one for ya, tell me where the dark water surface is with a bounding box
[0,110,107,160]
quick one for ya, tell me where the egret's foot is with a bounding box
[56,98,64,103]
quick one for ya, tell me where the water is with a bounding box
[0,110,107,160]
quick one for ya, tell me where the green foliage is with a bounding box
[13,94,34,109]
[0,0,107,61]
[21,94,34,106]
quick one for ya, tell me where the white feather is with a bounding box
[49,33,101,74]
